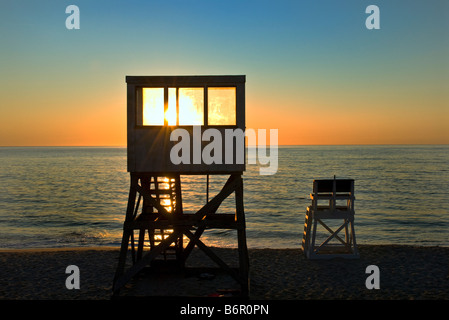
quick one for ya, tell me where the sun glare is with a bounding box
[143,87,236,126]
[142,88,164,125]
[179,88,203,125]
[166,88,177,125]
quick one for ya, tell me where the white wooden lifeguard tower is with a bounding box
[302,177,359,259]
[113,75,249,295]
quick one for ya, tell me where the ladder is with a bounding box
[135,175,183,262]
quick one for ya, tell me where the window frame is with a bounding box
[136,85,237,127]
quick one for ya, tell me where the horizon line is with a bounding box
[1,143,448,148]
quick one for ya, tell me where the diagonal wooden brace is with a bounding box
[135,184,172,219]
[316,219,350,253]
[316,219,347,245]
[183,174,240,258]
[183,229,243,285]
[194,174,238,220]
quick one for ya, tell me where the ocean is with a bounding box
[0,145,448,249]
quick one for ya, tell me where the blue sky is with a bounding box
[0,0,448,145]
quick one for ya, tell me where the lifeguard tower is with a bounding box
[113,75,249,295]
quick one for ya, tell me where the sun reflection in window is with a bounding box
[179,88,204,125]
[142,88,164,125]
[208,87,236,125]
[142,87,208,126]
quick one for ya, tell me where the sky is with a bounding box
[0,0,448,146]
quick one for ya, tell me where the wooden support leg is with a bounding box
[235,174,249,295]
[350,219,359,255]
[113,229,130,289]
[113,173,138,289]
[137,228,145,261]
[310,218,318,257]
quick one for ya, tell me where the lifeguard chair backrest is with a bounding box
[313,179,354,194]
[312,178,355,211]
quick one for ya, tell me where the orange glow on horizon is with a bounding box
[1,84,447,147]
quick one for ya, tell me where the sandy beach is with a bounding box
[1,245,448,300]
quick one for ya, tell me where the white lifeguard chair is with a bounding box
[302,177,359,259]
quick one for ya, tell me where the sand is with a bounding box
[0,245,448,300]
